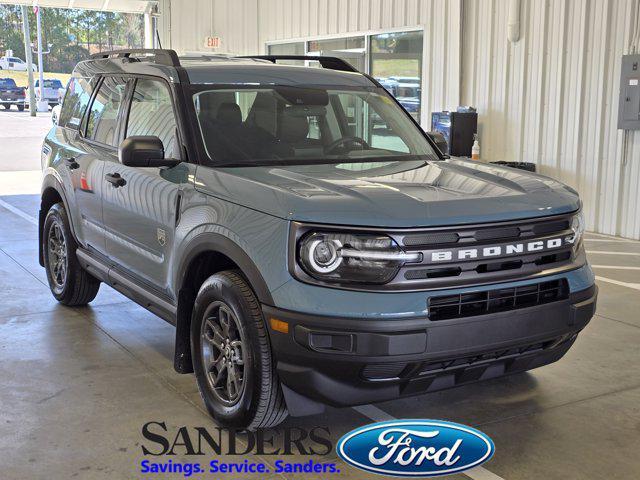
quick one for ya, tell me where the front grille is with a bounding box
[398,215,571,248]
[386,212,580,289]
[428,279,568,321]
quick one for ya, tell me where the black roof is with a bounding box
[76,49,373,88]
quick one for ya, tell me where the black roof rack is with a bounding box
[90,48,180,67]
[88,50,360,74]
[239,55,359,73]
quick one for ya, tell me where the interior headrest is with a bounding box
[217,103,242,125]
[279,109,309,143]
[198,93,218,116]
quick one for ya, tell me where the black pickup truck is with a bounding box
[0,78,26,111]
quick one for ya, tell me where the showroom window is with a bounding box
[266,29,424,124]
[267,42,304,56]
[267,42,305,65]
[85,76,127,147]
[307,36,366,72]
[370,30,423,122]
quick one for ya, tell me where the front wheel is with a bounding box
[43,203,100,305]
[191,271,288,430]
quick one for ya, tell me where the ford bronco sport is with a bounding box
[39,49,597,430]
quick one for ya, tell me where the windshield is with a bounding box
[192,86,438,166]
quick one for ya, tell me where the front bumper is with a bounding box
[264,285,597,412]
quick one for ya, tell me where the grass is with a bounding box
[0,70,71,87]
[371,59,421,79]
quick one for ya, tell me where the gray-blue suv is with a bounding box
[39,49,597,430]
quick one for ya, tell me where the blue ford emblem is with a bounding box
[337,419,494,477]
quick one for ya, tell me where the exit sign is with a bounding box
[204,36,221,49]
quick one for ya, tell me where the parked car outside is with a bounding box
[35,78,64,108]
[0,77,26,111]
[0,56,37,72]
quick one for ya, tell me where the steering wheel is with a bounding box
[325,136,370,155]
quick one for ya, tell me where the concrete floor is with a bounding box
[1,109,640,479]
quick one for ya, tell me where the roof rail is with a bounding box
[90,49,180,67]
[239,55,359,73]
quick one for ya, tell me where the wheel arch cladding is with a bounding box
[173,233,274,374]
[39,179,67,267]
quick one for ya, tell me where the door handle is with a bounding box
[105,172,126,188]
[64,157,79,170]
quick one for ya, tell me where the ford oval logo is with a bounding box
[337,420,494,477]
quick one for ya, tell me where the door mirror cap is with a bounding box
[427,131,450,157]
[118,136,179,167]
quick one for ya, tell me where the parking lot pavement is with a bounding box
[0,191,639,479]
[0,109,52,171]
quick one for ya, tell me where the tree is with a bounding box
[0,6,145,73]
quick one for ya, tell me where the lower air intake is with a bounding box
[428,279,569,321]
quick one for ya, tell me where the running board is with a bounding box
[76,248,177,325]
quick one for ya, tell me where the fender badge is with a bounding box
[157,228,166,247]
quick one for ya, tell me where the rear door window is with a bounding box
[59,76,94,129]
[85,76,128,147]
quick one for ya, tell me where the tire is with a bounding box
[1,104,9,110]
[43,203,100,305]
[191,270,288,430]
[17,104,24,112]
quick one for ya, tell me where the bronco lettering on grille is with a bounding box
[430,236,571,263]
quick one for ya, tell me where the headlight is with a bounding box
[298,232,421,284]
[567,211,585,247]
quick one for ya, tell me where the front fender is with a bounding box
[173,230,274,305]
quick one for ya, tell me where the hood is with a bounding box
[194,158,580,228]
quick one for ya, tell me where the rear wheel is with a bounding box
[191,271,288,430]
[17,104,24,112]
[1,104,9,110]
[43,203,100,305]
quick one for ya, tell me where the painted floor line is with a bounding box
[352,404,506,480]
[591,265,640,270]
[351,404,396,422]
[595,275,640,291]
[0,198,38,226]
[586,251,640,256]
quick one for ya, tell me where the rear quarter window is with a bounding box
[59,76,94,129]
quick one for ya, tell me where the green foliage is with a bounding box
[0,5,144,73]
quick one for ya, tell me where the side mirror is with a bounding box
[118,136,179,167]
[427,131,449,157]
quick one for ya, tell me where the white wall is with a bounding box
[159,0,640,239]
[462,0,640,239]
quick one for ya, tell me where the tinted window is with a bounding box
[86,76,127,147]
[126,79,179,158]
[0,79,17,87]
[59,76,94,129]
